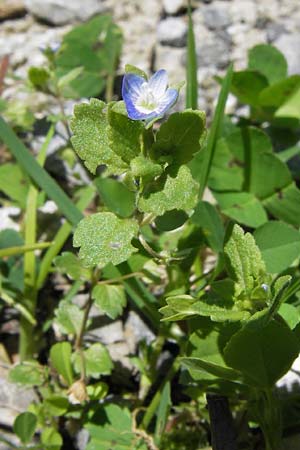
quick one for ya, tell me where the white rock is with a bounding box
[275,34,300,75]
[24,0,110,25]
[163,0,185,15]
[0,207,20,232]
[157,17,187,47]
[203,1,231,30]
[230,0,257,26]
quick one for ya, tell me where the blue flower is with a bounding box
[122,69,178,121]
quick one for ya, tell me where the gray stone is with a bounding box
[163,0,186,15]
[266,23,287,43]
[197,31,231,69]
[75,429,90,450]
[124,311,155,353]
[203,2,231,30]
[274,34,300,75]
[0,367,37,428]
[157,17,187,47]
[24,0,110,25]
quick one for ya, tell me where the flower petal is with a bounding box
[154,88,178,116]
[122,73,145,103]
[148,69,168,98]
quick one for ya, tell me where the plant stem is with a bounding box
[141,357,179,429]
[19,126,54,361]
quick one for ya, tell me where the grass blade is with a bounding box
[198,64,233,198]
[186,0,198,109]
[0,116,83,226]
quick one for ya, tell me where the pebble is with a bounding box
[202,1,231,30]
[157,17,188,47]
[24,0,110,25]
[163,0,186,15]
[274,34,300,75]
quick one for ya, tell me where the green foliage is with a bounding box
[224,224,266,288]
[151,110,206,166]
[41,428,63,450]
[54,301,84,335]
[95,177,136,218]
[223,320,299,388]
[73,212,139,267]
[9,362,45,386]
[0,163,29,208]
[191,201,224,252]
[13,412,37,444]
[50,342,74,386]
[138,165,199,216]
[85,404,147,450]
[73,343,113,378]
[254,221,300,273]
[54,15,122,98]
[92,284,127,319]
[70,99,125,174]
[54,252,91,280]
[248,44,287,84]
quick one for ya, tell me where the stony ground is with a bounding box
[1,0,300,114]
[1,0,300,448]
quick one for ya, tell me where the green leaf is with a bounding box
[254,221,300,273]
[152,110,205,166]
[258,75,300,108]
[263,182,300,227]
[138,165,199,216]
[224,224,266,294]
[70,98,125,174]
[55,15,122,98]
[54,301,84,335]
[41,428,63,450]
[191,201,224,252]
[108,101,144,164]
[9,362,44,387]
[130,155,163,181]
[13,412,37,444]
[57,66,84,89]
[0,116,83,227]
[186,2,198,109]
[73,212,139,267]
[155,209,188,232]
[54,252,91,280]
[50,342,74,386]
[160,295,250,323]
[155,382,171,444]
[275,86,300,120]
[73,343,113,378]
[0,163,29,207]
[214,192,267,229]
[224,320,299,387]
[125,64,147,79]
[248,44,287,84]
[279,303,300,330]
[92,284,127,320]
[94,177,136,218]
[197,64,233,198]
[230,70,268,107]
[43,395,69,416]
[85,404,142,450]
[28,67,50,89]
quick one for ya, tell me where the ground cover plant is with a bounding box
[1,4,300,450]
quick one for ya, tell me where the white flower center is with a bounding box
[135,82,161,113]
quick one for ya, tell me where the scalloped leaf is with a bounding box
[138,165,199,216]
[70,98,125,174]
[151,109,206,166]
[73,212,139,267]
[108,101,144,164]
